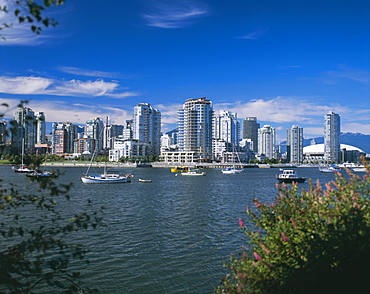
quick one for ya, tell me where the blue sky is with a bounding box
[0,0,369,142]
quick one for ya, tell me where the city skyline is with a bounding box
[0,0,369,142]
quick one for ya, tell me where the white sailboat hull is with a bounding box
[221,168,243,174]
[81,174,131,184]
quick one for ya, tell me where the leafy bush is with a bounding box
[218,165,370,294]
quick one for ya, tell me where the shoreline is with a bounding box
[2,162,323,168]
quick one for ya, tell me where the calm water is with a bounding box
[0,166,342,293]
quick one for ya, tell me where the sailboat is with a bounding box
[221,144,244,174]
[12,138,35,173]
[81,118,133,184]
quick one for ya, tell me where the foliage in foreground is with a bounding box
[0,176,101,293]
[218,165,370,294]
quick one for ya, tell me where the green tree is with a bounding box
[0,0,66,36]
[0,176,101,293]
[218,164,370,294]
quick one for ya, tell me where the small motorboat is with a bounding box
[319,165,341,173]
[139,179,152,183]
[276,169,306,183]
[26,171,57,178]
[181,169,206,176]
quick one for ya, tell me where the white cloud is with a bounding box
[342,123,370,135]
[59,67,118,78]
[142,0,209,28]
[0,76,139,98]
[238,28,269,40]
[0,98,132,126]
[322,65,370,86]
[0,0,56,46]
[214,96,349,125]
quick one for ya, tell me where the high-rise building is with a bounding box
[213,110,240,144]
[132,103,161,156]
[286,125,303,163]
[104,124,124,150]
[258,125,276,159]
[0,121,7,145]
[13,107,36,153]
[35,112,46,144]
[242,117,260,152]
[213,110,240,161]
[178,97,213,160]
[85,117,104,153]
[324,111,341,163]
[51,122,78,155]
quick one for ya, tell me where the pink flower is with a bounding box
[238,218,245,228]
[281,232,288,242]
[253,252,261,260]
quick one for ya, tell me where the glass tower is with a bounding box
[324,111,341,163]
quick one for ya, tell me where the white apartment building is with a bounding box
[324,111,341,163]
[177,97,213,161]
[213,110,240,161]
[109,137,151,162]
[286,125,303,163]
[258,125,276,159]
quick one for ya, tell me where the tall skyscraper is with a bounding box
[213,110,240,144]
[324,111,341,163]
[35,112,46,144]
[242,117,260,152]
[286,125,303,163]
[51,122,78,155]
[104,124,124,150]
[13,107,36,153]
[0,121,7,145]
[132,103,161,156]
[85,117,104,153]
[258,125,276,159]
[178,97,213,160]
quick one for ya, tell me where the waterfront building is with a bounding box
[166,128,178,145]
[0,121,7,145]
[35,112,46,144]
[109,137,151,162]
[13,107,36,153]
[85,117,104,153]
[160,150,199,163]
[258,125,276,159]
[51,122,78,155]
[286,125,303,163]
[132,103,161,156]
[74,137,96,156]
[213,110,240,161]
[104,124,124,150]
[324,111,341,163]
[303,143,365,163]
[122,120,133,140]
[242,117,260,153]
[178,97,213,161]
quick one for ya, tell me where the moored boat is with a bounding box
[276,169,306,183]
[171,166,189,173]
[139,179,152,183]
[26,170,57,178]
[221,167,243,174]
[319,165,342,173]
[81,172,132,184]
[181,169,206,176]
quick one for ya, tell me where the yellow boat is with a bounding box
[170,166,189,173]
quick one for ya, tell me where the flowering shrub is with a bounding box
[218,164,370,294]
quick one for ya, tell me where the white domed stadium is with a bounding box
[303,144,366,163]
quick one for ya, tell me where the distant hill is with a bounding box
[280,132,370,154]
